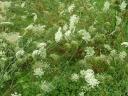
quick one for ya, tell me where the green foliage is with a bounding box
[0,0,128,96]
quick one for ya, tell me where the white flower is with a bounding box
[68,4,75,13]
[120,1,127,11]
[121,42,128,47]
[0,1,11,14]
[71,73,79,82]
[40,81,54,92]
[79,92,84,96]
[116,16,122,26]
[80,70,86,77]
[21,2,25,8]
[110,49,117,57]
[34,67,44,77]
[69,15,79,32]
[89,25,96,32]
[82,31,91,42]
[85,47,95,56]
[32,13,38,22]
[32,50,41,58]
[64,30,71,40]
[2,32,19,44]
[40,48,47,58]
[103,1,110,12]
[25,24,46,33]
[63,24,68,31]
[37,42,47,49]
[3,1,11,8]
[104,44,111,50]
[16,50,24,59]
[11,92,21,96]
[84,69,100,88]
[119,51,127,61]
[55,27,63,42]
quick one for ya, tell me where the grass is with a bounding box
[0,0,128,96]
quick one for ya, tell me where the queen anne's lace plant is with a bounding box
[80,70,86,77]
[82,31,91,42]
[21,2,25,8]
[40,81,54,92]
[34,67,44,77]
[63,24,68,31]
[37,42,47,49]
[11,92,21,96]
[0,1,11,12]
[25,24,46,33]
[55,27,63,43]
[119,51,127,61]
[71,73,79,82]
[32,50,41,58]
[85,47,95,56]
[68,4,75,13]
[69,14,79,32]
[116,16,122,26]
[79,92,85,96]
[103,1,110,12]
[84,69,100,88]
[64,30,72,40]
[104,44,111,51]
[110,49,117,57]
[121,42,128,48]
[32,48,46,59]
[32,42,47,59]
[120,1,127,11]
[16,49,24,59]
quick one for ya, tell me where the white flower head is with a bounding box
[84,69,100,88]
[40,81,54,92]
[85,47,95,56]
[34,67,44,77]
[32,50,41,58]
[3,1,11,8]
[89,25,96,32]
[11,92,21,96]
[68,4,75,13]
[82,30,91,42]
[121,42,128,48]
[64,30,71,40]
[37,42,47,49]
[104,44,111,51]
[110,49,117,57]
[79,92,84,96]
[16,49,24,59]
[120,1,127,11]
[21,2,25,8]
[69,14,79,32]
[119,51,127,61]
[25,24,46,33]
[116,16,122,26]
[71,73,79,82]
[40,48,47,58]
[80,70,86,77]
[63,23,68,31]
[103,1,110,12]
[55,27,63,43]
